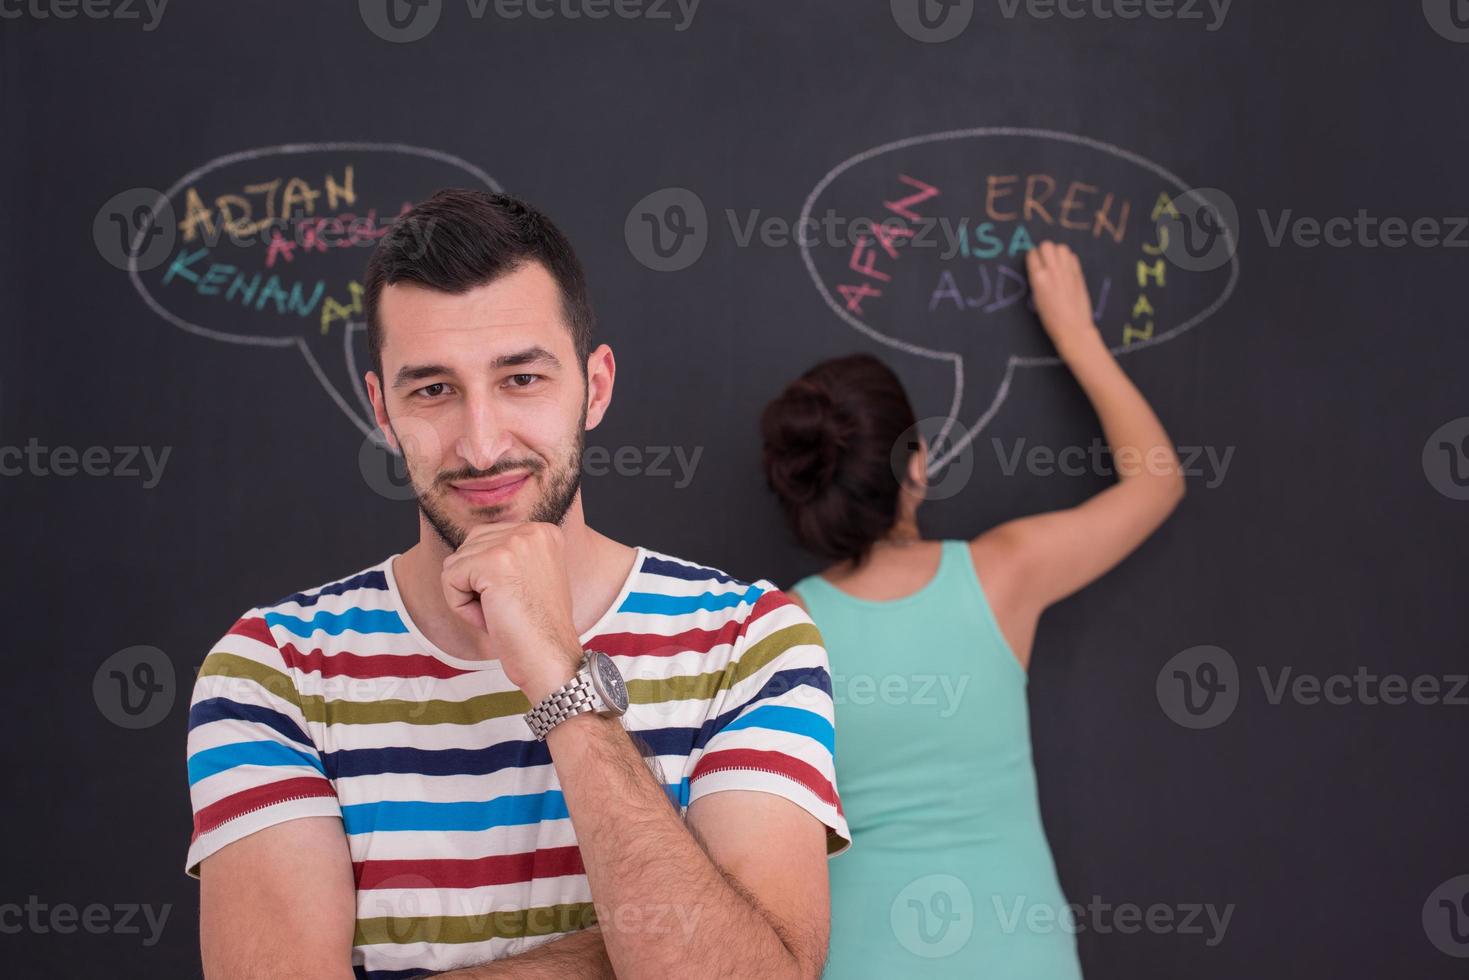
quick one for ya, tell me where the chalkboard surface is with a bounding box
[3,3,1467,977]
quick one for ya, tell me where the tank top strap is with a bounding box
[941,538,1025,677]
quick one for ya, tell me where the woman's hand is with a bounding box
[1026,240,1101,357]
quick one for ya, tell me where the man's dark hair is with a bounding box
[362,188,595,381]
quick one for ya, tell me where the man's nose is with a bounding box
[454,395,513,472]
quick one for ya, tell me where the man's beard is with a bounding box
[401,402,587,551]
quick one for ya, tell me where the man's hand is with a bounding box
[440,522,585,703]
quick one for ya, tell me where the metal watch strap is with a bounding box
[524,667,599,740]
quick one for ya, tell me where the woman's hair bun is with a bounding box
[761,378,850,504]
[759,353,918,565]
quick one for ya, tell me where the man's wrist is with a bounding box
[521,648,584,706]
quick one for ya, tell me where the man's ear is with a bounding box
[583,344,616,431]
[365,370,400,453]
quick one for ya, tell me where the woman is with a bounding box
[760,242,1185,978]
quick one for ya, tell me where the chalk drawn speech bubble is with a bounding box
[126,142,501,443]
[799,128,1239,472]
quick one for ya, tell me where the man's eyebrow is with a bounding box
[392,364,454,389]
[391,347,562,389]
[492,346,561,370]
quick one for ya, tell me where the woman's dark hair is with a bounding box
[362,188,595,380]
[760,353,919,566]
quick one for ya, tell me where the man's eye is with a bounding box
[507,374,540,388]
[415,382,450,399]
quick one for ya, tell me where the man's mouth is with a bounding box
[449,471,532,508]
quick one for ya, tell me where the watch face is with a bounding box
[590,652,629,714]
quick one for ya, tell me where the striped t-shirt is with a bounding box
[184,545,849,978]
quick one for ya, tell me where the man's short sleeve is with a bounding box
[183,609,340,878]
[688,587,851,855]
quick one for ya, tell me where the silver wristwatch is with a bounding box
[524,651,629,740]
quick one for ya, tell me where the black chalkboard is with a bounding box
[3,2,1467,977]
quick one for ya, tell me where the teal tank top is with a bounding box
[794,539,1083,979]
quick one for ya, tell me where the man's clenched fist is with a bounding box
[441,522,586,704]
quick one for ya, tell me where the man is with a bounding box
[183,189,849,979]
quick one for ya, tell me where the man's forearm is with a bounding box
[543,712,813,980]
[431,924,614,979]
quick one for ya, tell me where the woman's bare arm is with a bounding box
[973,241,1186,666]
